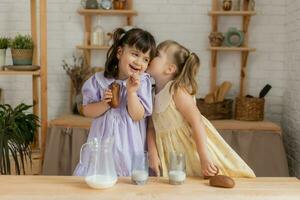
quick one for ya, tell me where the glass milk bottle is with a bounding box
[80,137,117,189]
[91,17,104,46]
[168,152,186,185]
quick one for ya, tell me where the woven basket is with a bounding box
[11,49,33,65]
[235,97,265,121]
[196,99,233,120]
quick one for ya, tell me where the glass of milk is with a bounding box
[131,152,149,185]
[168,152,186,185]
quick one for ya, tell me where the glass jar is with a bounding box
[91,17,104,46]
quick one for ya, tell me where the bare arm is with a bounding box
[82,101,110,118]
[126,74,145,121]
[173,88,218,176]
[147,117,161,176]
[127,92,145,121]
[82,89,112,118]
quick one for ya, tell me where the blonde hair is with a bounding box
[157,40,200,95]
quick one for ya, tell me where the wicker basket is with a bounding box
[196,99,233,120]
[11,49,33,65]
[235,97,265,121]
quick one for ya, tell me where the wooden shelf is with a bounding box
[48,114,92,129]
[0,69,40,76]
[77,9,137,16]
[209,47,256,51]
[76,45,110,50]
[1,1,47,157]
[208,0,256,97]
[208,11,256,16]
[48,114,282,135]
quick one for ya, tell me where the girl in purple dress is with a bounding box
[74,28,156,176]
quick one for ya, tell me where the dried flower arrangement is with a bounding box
[62,54,93,95]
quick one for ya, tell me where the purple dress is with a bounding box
[73,72,152,176]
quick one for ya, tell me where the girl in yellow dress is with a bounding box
[146,40,255,178]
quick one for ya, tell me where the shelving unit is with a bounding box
[51,1,137,127]
[76,0,137,67]
[1,0,48,156]
[208,0,256,97]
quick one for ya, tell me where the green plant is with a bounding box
[0,37,10,49]
[10,34,34,49]
[0,103,39,175]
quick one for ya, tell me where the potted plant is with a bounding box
[10,34,34,66]
[0,37,10,69]
[0,103,39,175]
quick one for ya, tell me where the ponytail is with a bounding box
[104,28,126,78]
[171,52,200,95]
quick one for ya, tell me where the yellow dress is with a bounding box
[152,81,256,178]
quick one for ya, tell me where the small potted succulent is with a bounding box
[10,34,34,66]
[0,37,10,69]
[0,103,39,175]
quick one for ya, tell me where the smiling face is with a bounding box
[117,45,150,80]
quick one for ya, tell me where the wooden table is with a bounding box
[1,176,299,200]
[44,115,288,176]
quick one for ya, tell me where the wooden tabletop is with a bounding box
[0,176,299,200]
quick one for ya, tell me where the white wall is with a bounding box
[283,0,300,178]
[0,0,286,123]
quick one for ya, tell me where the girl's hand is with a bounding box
[102,89,113,105]
[149,153,161,177]
[201,157,219,177]
[126,72,140,94]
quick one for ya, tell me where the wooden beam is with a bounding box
[40,0,48,162]
[32,75,39,148]
[208,11,256,16]
[212,0,218,11]
[127,0,133,10]
[77,9,137,16]
[244,0,250,11]
[243,16,251,35]
[240,51,249,97]
[210,50,217,93]
[30,0,38,65]
[127,16,133,25]
[84,16,92,67]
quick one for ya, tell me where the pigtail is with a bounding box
[172,53,200,95]
[104,28,126,78]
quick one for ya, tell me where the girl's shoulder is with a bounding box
[153,81,173,113]
[93,71,115,89]
[140,72,151,83]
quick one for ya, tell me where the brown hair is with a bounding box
[104,28,156,78]
[157,40,200,95]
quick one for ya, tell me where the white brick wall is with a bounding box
[0,0,286,124]
[283,0,300,178]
